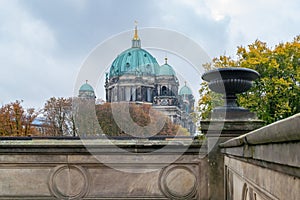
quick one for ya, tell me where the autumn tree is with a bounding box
[197,36,300,124]
[42,97,75,136]
[195,63,224,121]
[95,103,189,136]
[0,100,38,136]
[40,98,191,137]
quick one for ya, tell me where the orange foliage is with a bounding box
[0,100,38,136]
[95,103,181,136]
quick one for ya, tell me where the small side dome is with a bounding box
[158,57,176,76]
[79,83,94,92]
[158,63,176,76]
[179,85,193,96]
[79,81,95,99]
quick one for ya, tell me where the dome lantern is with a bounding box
[132,21,141,48]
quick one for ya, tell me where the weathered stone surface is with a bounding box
[220,113,300,169]
[0,168,51,197]
[201,116,264,200]
[0,155,67,163]
[201,120,264,137]
[220,113,300,148]
[48,165,89,199]
[0,113,298,199]
[86,166,162,197]
[221,113,300,199]
[252,142,299,167]
[225,156,300,200]
[159,165,198,199]
[0,140,207,199]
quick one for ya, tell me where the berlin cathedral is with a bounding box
[79,25,196,134]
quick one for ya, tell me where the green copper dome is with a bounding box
[79,83,94,92]
[109,48,159,77]
[158,61,176,76]
[179,85,193,95]
[79,82,95,99]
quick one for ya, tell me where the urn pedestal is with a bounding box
[200,67,264,200]
[201,67,260,120]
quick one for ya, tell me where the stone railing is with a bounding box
[220,113,300,200]
[0,139,208,199]
[0,113,299,199]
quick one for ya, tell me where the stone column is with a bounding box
[125,87,131,101]
[120,87,124,101]
[112,88,115,102]
[138,87,142,101]
[201,115,264,200]
[158,85,161,96]
[108,89,111,102]
[132,86,136,101]
[147,88,151,102]
[200,68,264,199]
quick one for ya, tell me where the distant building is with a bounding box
[78,25,196,134]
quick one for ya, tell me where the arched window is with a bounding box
[162,86,168,96]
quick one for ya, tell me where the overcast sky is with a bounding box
[0,0,299,109]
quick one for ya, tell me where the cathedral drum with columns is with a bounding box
[102,25,196,134]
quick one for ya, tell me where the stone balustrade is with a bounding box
[220,113,300,200]
[0,114,299,199]
[0,139,208,199]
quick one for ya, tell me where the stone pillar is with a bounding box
[112,88,115,102]
[139,86,142,101]
[158,85,161,96]
[132,86,136,101]
[108,89,111,102]
[125,87,131,101]
[201,116,264,200]
[200,68,264,199]
[147,88,151,102]
[114,86,118,102]
[120,87,124,101]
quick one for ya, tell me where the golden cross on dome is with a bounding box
[133,20,139,40]
[164,52,168,64]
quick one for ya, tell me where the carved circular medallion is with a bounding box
[48,165,89,200]
[159,165,198,199]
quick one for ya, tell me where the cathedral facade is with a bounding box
[101,25,196,134]
[78,26,196,134]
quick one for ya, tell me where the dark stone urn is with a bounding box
[202,67,260,119]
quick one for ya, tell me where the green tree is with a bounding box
[197,36,300,124]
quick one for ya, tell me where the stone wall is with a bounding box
[0,114,299,199]
[0,139,208,199]
[220,113,300,200]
